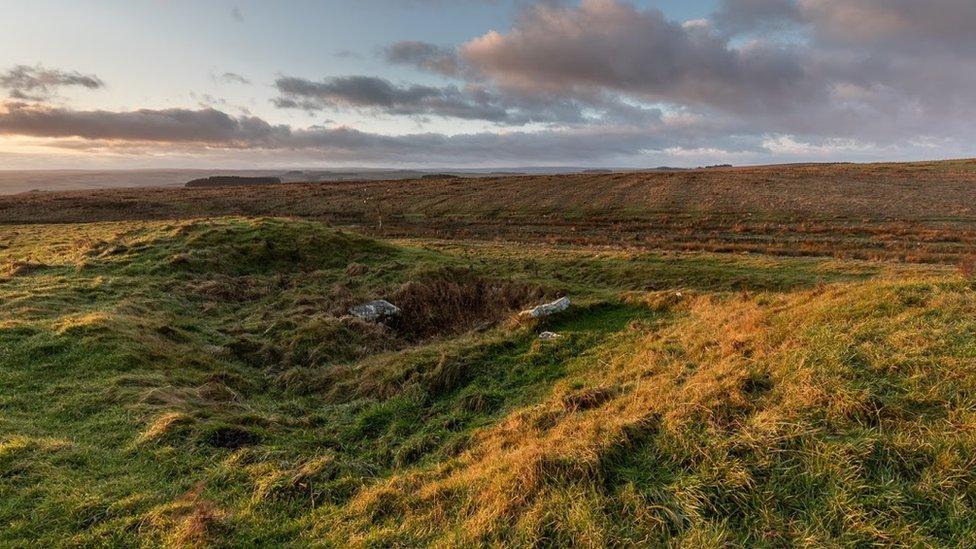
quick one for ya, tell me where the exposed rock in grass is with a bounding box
[348,299,401,322]
[520,296,571,318]
[539,331,561,340]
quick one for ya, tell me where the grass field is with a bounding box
[2,205,976,545]
[3,160,976,265]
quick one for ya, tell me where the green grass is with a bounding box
[1,216,973,547]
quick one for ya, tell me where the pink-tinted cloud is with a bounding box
[458,0,818,114]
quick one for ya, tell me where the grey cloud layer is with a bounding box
[273,75,512,122]
[383,41,459,76]
[800,0,976,52]
[713,0,800,34]
[0,101,748,162]
[0,65,104,101]
[0,102,281,143]
[270,74,638,125]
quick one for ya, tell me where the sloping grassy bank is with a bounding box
[0,217,972,546]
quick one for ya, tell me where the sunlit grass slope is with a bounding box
[1,217,973,546]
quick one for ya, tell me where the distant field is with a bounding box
[2,159,976,264]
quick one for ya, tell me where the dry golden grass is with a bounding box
[303,275,976,546]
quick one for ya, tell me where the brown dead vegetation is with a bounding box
[391,268,547,340]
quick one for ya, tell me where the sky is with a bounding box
[0,0,973,169]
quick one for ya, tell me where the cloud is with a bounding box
[712,0,800,34]
[2,99,961,168]
[272,75,507,121]
[0,102,282,144]
[6,0,976,167]
[371,0,976,147]
[383,41,460,76]
[715,0,976,52]
[704,0,976,140]
[271,75,602,125]
[214,72,251,85]
[797,0,976,53]
[0,65,104,101]
[0,100,748,163]
[456,0,818,116]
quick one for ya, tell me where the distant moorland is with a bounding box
[2,160,976,264]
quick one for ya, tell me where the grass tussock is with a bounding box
[146,483,226,548]
[138,411,194,445]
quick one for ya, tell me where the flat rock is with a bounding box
[539,331,561,340]
[349,299,401,322]
[520,297,571,319]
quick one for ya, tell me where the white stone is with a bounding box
[539,331,561,340]
[520,297,571,319]
[349,300,401,322]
